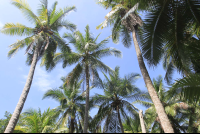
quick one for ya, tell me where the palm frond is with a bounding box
[37,0,48,24]
[1,23,34,36]
[65,63,83,87]
[171,74,200,103]
[91,47,122,59]
[50,6,76,26]
[42,89,67,104]
[8,36,36,58]
[12,0,41,24]
[140,0,170,66]
[57,20,76,32]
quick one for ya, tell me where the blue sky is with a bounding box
[0,0,182,118]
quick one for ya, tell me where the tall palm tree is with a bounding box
[90,66,147,133]
[0,0,76,132]
[96,0,174,132]
[14,108,59,133]
[137,76,195,133]
[42,78,86,133]
[44,25,122,132]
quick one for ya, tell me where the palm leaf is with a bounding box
[50,6,76,26]
[1,23,34,36]
[12,0,41,24]
[171,73,200,103]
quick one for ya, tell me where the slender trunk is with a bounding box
[187,108,196,133]
[70,118,75,133]
[117,106,124,133]
[4,44,40,133]
[139,110,146,133]
[132,30,174,133]
[83,64,89,133]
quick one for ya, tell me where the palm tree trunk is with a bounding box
[83,64,89,133]
[117,106,124,133]
[132,30,174,133]
[70,118,75,133]
[139,110,146,133]
[187,108,196,133]
[4,44,40,133]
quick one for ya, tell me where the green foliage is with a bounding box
[43,78,86,133]
[90,66,148,132]
[141,75,200,133]
[45,25,121,87]
[97,0,144,48]
[1,23,34,36]
[123,116,142,133]
[140,0,200,66]
[0,112,12,133]
[170,73,200,103]
[0,0,76,67]
[14,108,59,133]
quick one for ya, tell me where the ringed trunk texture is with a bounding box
[132,30,174,133]
[139,110,146,133]
[4,44,40,133]
[117,106,124,133]
[83,64,90,133]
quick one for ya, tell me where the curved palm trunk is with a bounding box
[117,107,124,133]
[4,44,40,133]
[132,30,174,133]
[139,110,146,133]
[83,64,89,133]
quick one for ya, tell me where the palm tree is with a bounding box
[14,108,59,133]
[42,77,87,133]
[0,0,76,132]
[96,0,174,132]
[137,76,195,133]
[90,66,147,133]
[44,25,122,132]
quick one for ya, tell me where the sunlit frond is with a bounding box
[1,23,34,36]
[50,6,76,26]
[12,0,41,24]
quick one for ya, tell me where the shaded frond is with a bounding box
[171,74,200,103]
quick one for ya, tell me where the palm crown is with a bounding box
[90,66,147,133]
[43,78,86,133]
[1,0,76,63]
[97,0,143,47]
[48,25,122,86]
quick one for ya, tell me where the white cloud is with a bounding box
[21,66,55,92]
[33,67,55,92]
